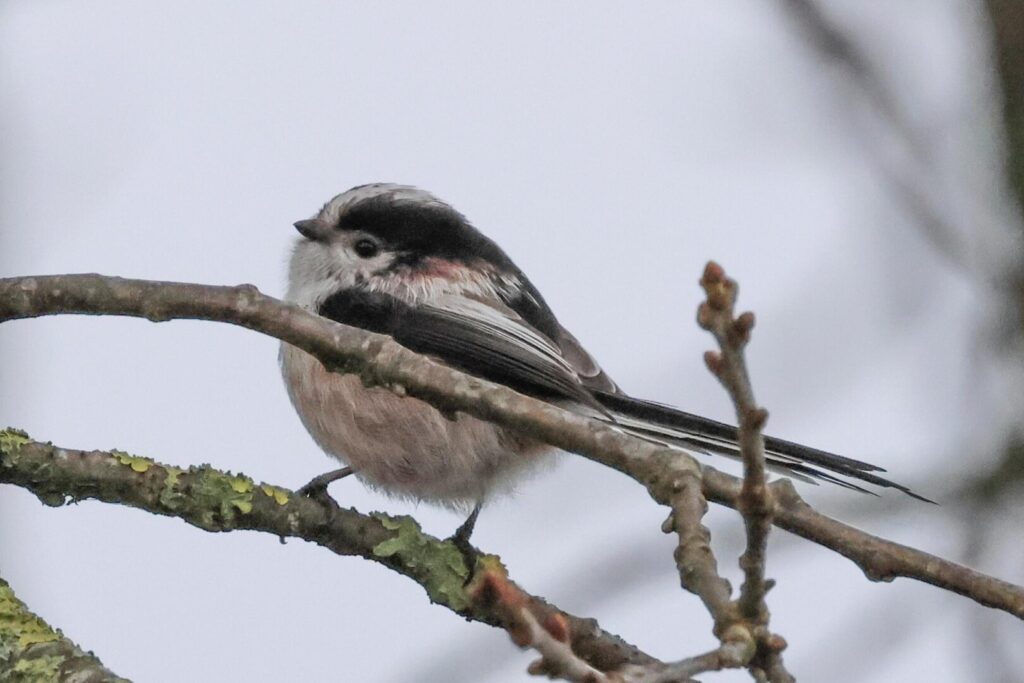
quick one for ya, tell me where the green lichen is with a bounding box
[260,484,290,506]
[0,581,59,649]
[371,514,472,611]
[0,428,30,456]
[11,654,62,680]
[0,579,63,680]
[0,580,128,681]
[158,466,187,511]
[471,553,506,578]
[188,468,256,528]
[111,450,152,473]
[227,475,253,513]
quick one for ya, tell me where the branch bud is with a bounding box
[542,612,570,643]
[733,311,756,343]
[704,350,724,376]
[744,407,769,430]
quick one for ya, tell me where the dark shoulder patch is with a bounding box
[316,287,595,404]
[318,288,406,334]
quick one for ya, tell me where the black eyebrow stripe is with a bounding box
[338,196,518,267]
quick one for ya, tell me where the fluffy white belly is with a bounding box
[280,343,549,508]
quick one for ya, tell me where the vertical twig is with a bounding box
[664,476,737,635]
[697,261,792,682]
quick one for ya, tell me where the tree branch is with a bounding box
[2,273,1023,623]
[0,572,127,682]
[0,431,656,674]
[470,569,635,683]
[648,644,759,683]
[663,476,734,634]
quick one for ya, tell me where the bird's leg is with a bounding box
[453,503,482,545]
[296,466,354,505]
[450,502,483,571]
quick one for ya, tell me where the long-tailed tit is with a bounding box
[280,183,927,542]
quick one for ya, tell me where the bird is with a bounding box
[279,183,928,545]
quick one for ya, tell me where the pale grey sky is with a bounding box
[2,2,1021,681]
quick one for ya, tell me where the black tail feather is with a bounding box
[593,391,935,504]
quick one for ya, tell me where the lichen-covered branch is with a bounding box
[0,431,655,674]
[1,274,1023,622]
[0,573,128,682]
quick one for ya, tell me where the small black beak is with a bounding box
[294,218,328,241]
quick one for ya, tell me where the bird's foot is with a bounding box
[296,466,353,508]
[448,503,482,574]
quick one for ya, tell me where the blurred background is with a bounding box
[2,2,1023,681]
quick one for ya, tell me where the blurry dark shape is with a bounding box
[988,1,1024,210]
[963,432,1024,502]
[778,1,1024,503]
[779,0,924,155]
[975,1,1024,503]
[778,2,1024,677]
[777,0,972,269]
[988,0,1024,331]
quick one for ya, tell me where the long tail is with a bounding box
[593,391,934,503]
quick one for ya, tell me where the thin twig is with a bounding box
[647,642,757,682]
[471,568,723,683]
[697,262,774,622]
[697,261,790,681]
[662,473,761,676]
[664,474,735,634]
[1,274,1023,620]
[470,569,620,683]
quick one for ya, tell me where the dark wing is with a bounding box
[319,286,930,502]
[496,276,620,393]
[318,288,604,410]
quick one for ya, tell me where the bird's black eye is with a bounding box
[353,238,380,259]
